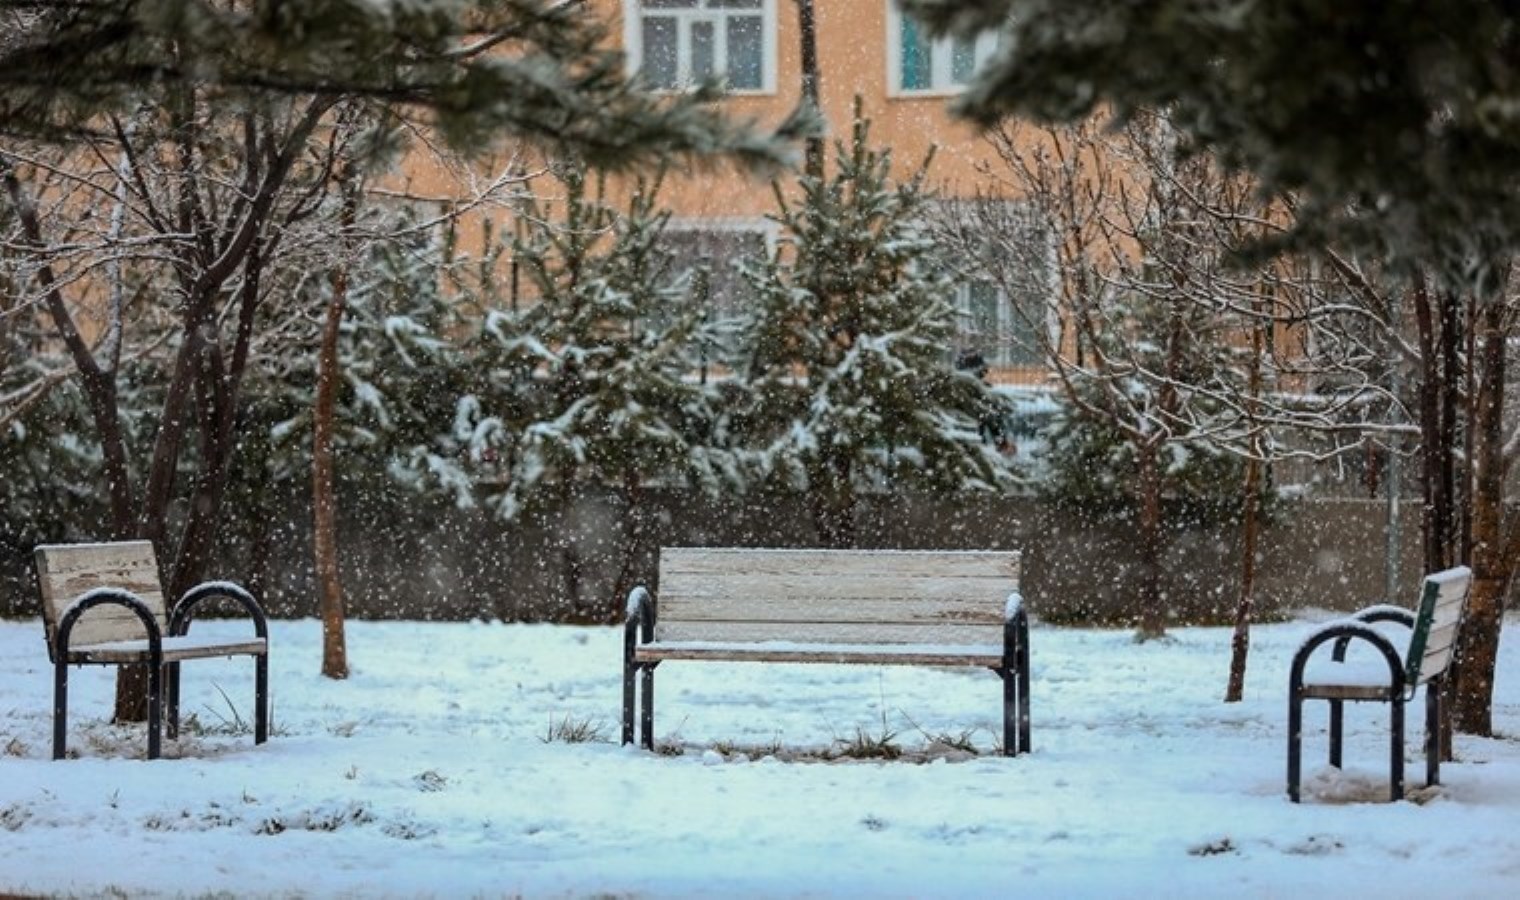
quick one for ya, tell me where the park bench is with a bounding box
[35,540,270,760]
[1287,565,1473,802]
[622,547,1030,756]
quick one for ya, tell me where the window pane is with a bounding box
[969,281,999,337]
[644,1,696,8]
[662,229,766,319]
[726,15,763,89]
[951,35,978,84]
[900,17,933,91]
[691,20,716,81]
[708,0,761,7]
[641,18,679,88]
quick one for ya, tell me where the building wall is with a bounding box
[592,0,1004,217]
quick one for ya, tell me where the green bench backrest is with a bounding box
[1406,566,1472,686]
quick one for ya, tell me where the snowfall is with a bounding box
[1,611,1517,898]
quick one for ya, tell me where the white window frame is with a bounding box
[886,2,999,97]
[624,1,778,95]
[952,280,1051,369]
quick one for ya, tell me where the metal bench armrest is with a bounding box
[169,581,269,639]
[1352,604,1416,627]
[625,585,655,646]
[1291,620,1405,693]
[55,588,163,661]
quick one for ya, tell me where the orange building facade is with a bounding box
[592,0,1049,383]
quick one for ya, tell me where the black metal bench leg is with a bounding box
[640,664,656,751]
[254,654,269,745]
[1287,688,1303,802]
[1390,697,1405,801]
[1000,668,1016,757]
[622,660,637,746]
[1328,699,1343,768]
[1425,683,1441,788]
[166,661,181,740]
[1017,640,1032,754]
[147,661,163,761]
[53,658,69,761]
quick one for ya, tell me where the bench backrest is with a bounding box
[35,541,168,649]
[654,548,1020,647]
[1406,566,1472,686]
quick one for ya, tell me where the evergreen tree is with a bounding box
[738,101,1012,547]
[433,162,723,615]
[471,162,722,524]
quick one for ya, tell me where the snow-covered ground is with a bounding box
[1,614,1517,898]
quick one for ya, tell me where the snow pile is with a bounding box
[0,616,1516,897]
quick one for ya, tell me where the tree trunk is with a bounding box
[610,475,647,623]
[809,446,856,549]
[1225,318,1265,702]
[1453,300,1509,734]
[1412,280,1444,571]
[312,185,357,680]
[1134,440,1167,640]
[795,0,824,180]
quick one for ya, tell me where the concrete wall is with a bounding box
[2,491,1419,625]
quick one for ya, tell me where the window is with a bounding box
[953,279,1045,368]
[627,1,775,93]
[888,3,999,94]
[660,224,771,320]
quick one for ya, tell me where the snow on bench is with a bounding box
[35,540,271,760]
[621,547,1030,756]
[1286,565,1473,802]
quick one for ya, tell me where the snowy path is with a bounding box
[1,616,1517,897]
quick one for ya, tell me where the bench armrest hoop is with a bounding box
[1004,591,1025,623]
[1331,605,1415,660]
[56,588,163,656]
[1291,621,1405,692]
[625,585,655,644]
[1003,592,1028,662]
[170,581,268,639]
[1353,605,1415,627]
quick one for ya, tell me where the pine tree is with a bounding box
[451,161,723,615]
[738,100,1012,547]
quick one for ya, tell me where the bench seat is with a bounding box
[63,635,269,665]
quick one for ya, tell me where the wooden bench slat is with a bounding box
[660,572,1012,602]
[67,636,269,664]
[657,593,1006,626]
[1422,619,1460,653]
[54,612,160,648]
[635,643,1003,667]
[660,547,1019,580]
[653,620,1004,646]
